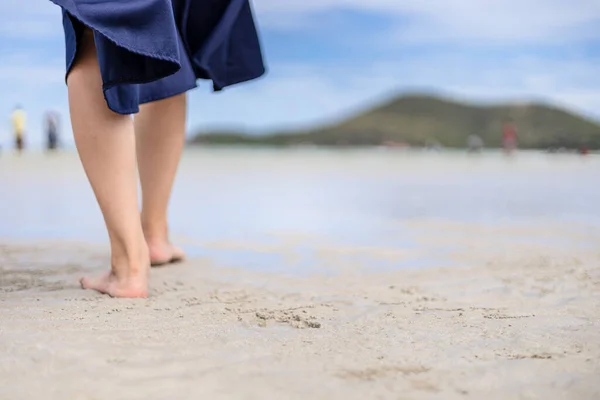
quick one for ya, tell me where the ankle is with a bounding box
[111,252,149,278]
[109,235,150,276]
[141,218,168,244]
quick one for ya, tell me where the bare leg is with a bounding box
[135,93,187,265]
[69,29,149,297]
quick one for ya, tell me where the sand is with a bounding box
[1,221,599,400]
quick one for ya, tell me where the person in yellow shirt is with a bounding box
[11,105,26,151]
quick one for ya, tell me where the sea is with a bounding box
[1,147,599,273]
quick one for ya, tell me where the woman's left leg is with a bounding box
[134,93,187,265]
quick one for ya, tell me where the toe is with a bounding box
[80,276,94,289]
[80,274,110,294]
[171,245,186,261]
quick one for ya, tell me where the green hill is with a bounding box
[189,94,600,149]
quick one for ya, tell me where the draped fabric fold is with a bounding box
[51,0,266,114]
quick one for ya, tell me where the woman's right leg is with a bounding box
[68,29,149,298]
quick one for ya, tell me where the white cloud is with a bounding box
[0,20,60,38]
[255,0,600,44]
[0,53,64,86]
[0,0,62,38]
[4,0,600,44]
[0,0,57,18]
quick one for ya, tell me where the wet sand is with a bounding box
[1,221,599,399]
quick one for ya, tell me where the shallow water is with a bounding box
[1,148,599,272]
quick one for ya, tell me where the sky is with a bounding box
[1,0,599,148]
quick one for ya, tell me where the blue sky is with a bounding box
[1,0,600,148]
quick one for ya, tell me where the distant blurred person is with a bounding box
[45,110,60,150]
[467,134,484,153]
[48,0,265,298]
[11,105,26,151]
[502,120,518,154]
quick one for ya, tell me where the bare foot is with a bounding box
[80,271,148,298]
[147,239,186,266]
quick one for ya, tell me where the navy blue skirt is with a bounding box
[50,0,266,114]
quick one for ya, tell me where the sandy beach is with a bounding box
[1,150,599,399]
[1,220,599,399]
